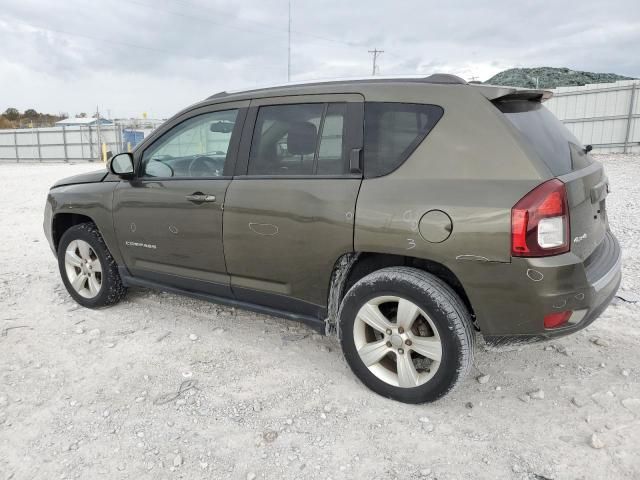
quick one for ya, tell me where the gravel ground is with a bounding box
[1,155,639,480]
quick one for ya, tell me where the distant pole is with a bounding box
[623,83,637,154]
[95,105,102,162]
[368,49,384,76]
[287,0,291,82]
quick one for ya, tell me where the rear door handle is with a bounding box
[185,193,216,203]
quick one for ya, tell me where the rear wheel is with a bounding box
[58,223,127,308]
[339,267,474,403]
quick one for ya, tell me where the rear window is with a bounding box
[497,100,591,175]
[364,102,443,178]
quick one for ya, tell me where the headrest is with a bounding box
[287,121,317,155]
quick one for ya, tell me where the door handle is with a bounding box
[185,193,216,203]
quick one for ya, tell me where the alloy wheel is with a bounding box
[353,295,442,388]
[64,239,103,299]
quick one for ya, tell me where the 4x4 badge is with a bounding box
[573,233,588,244]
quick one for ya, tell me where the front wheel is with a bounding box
[339,267,475,403]
[57,223,127,308]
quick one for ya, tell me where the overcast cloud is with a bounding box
[1,0,638,118]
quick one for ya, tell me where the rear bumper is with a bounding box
[462,231,622,345]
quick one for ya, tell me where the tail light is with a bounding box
[511,179,570,257]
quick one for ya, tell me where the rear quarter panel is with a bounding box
[354,85,549,331]
[355,84,547,263]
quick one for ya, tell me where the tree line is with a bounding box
[0,108,89,129]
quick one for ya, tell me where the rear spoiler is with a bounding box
[472,84,553,103]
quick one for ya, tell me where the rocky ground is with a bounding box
[0,155,639,480]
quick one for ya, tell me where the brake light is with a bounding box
[544,311,572,329]
[511,179,570,257]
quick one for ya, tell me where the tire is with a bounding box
[338,267,474,403]
[57,222,127,308]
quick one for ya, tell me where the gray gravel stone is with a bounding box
[590,433,605,449]
[529,389,545,400]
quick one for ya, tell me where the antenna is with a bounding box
[287,1,291,82]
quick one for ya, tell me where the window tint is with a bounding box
[364,102,443,178]
[248,103,348,176]
[142,109,238,178]
[497,100,587,175]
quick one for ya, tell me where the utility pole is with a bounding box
[368,49,384,76]
[95,105,102,162]
[287,0,291,82]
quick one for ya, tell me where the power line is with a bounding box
[166,0,365,49]
[368,49,384,75]
[4,18,283,72]
[7,19,190,56]
[124,0,364,50]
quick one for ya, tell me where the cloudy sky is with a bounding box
[1,0,638,118]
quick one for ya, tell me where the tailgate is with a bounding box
[494,97,610,261]
[559,160,609,261]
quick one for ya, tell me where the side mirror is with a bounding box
[108,153,134,178]
[584,144,593,154]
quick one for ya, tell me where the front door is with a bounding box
[223,95,364,317]
[113,102,248,296]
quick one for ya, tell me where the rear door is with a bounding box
[497,100,608,260]
[223,94,364,317]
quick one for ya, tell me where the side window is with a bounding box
[248,103,348,176]
[141,109,238,178]
[364,102,443,178]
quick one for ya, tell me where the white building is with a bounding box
[55,118,113,127]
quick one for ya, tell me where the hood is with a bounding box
[52,169,109,188]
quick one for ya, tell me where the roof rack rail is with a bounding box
[422,74,468,85]
[206,73,469,99]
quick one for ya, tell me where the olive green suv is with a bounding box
[44,74,621,403]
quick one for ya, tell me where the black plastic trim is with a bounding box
[118,268,326,334]
[125,267,232,298]
[231,285,327,320]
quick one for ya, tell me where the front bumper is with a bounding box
[462,231,622,345]
[43,195,56,255]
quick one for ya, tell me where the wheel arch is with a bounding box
[52,213,97,253]
[326,252,476,335]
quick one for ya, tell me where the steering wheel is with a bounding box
[188,156,224,177]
